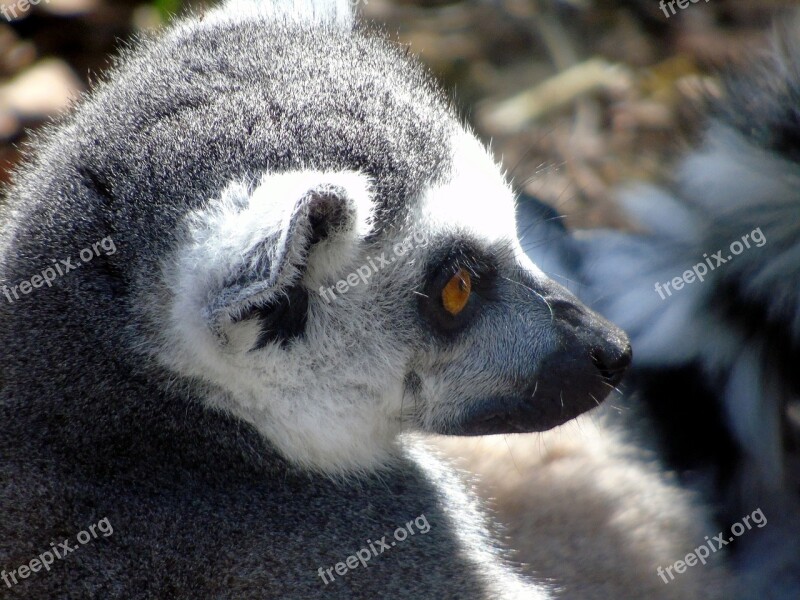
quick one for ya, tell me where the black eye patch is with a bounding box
[417,242,497,336]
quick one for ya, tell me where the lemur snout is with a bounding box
[441,289,631,437]
[531,295,631,420]
[549,296,632,387]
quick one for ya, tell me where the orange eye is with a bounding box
[441,269,472,316]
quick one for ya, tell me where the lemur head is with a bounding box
[130,3,630,473]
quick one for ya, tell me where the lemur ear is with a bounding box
[190,171,373,347]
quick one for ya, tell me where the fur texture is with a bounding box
[433,418,732,600]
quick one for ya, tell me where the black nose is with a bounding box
[527,296,632,420]
[550,297,632,387]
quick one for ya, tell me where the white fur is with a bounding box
[430,420,733,599]
[170,169,373,341]
[207,0,354,28]
[418,129,548,281]
[158,170,410,475]
[406,437,552,599]
[419,131,516,240]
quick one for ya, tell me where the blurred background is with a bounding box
[0,0,796,227]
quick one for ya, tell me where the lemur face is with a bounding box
[406,132,631,437]
[162,127,629,475]
[150,11,629,476]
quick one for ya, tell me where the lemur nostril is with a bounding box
[591,342,632,387]
[591,354,612,382]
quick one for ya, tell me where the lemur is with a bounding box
[0,0,630,597]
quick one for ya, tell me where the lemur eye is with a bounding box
[441,269,472,316]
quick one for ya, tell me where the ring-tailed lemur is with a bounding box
[0,0,630,597]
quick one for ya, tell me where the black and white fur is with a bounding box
[0,1,630,597]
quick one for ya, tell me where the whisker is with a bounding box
[501,275,556,321]
[503,435,522,476]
